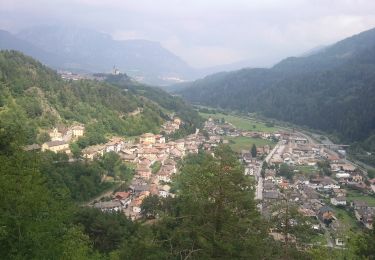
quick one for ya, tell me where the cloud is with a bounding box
[1,0,375,67]
[162,35,245,68]
[112,30,146,41]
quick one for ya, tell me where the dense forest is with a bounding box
[176,27,375,161]
[0,50,202,147]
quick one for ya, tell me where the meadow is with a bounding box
[199,112,279,132]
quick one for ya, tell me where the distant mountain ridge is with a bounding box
[299,45,328,57]
[0,26,195,85]
[0,29,68,67]
[177,27,375,143]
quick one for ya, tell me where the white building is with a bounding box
[330,197,347,206]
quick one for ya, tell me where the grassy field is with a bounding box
[200,112,279,132]
[332,206,361,233]
[346,189,375,207]
[309,233,327,245]
[293,165,318,175]
[225,136,275,153]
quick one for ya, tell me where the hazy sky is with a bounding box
[1,0,375,68]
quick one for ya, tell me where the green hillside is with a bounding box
[105,73,203,138]
[0,50,201,147]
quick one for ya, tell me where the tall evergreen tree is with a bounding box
[353,227,375,259]
[251,144,257,158]
[0,119,97,259]
[149,145,276,259]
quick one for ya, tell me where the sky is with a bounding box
[1,0,375,68]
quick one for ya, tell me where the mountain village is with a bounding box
[24,114,375,247]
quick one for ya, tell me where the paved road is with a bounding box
[255,177,263,200]
[255,142,281,201]
[84,181,124,206]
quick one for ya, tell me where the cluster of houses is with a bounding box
[204,118,241,137]
[92,118,225,219]
[58,70,106,81]
[269,137,321,165]
[266,135,371,192]
[204,117,280,140]
[260,167,374,245]
[161,117,182,134]
[242,150,263,177]
[25,124,85,154]
[42,124,85,154]
[256,133,375,246]
[81,137,124,160]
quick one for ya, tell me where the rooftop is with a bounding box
[45,140,68,147]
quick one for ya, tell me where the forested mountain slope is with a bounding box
[0,50,201,146]
[177,27,375,143]
[104,73,203,137]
